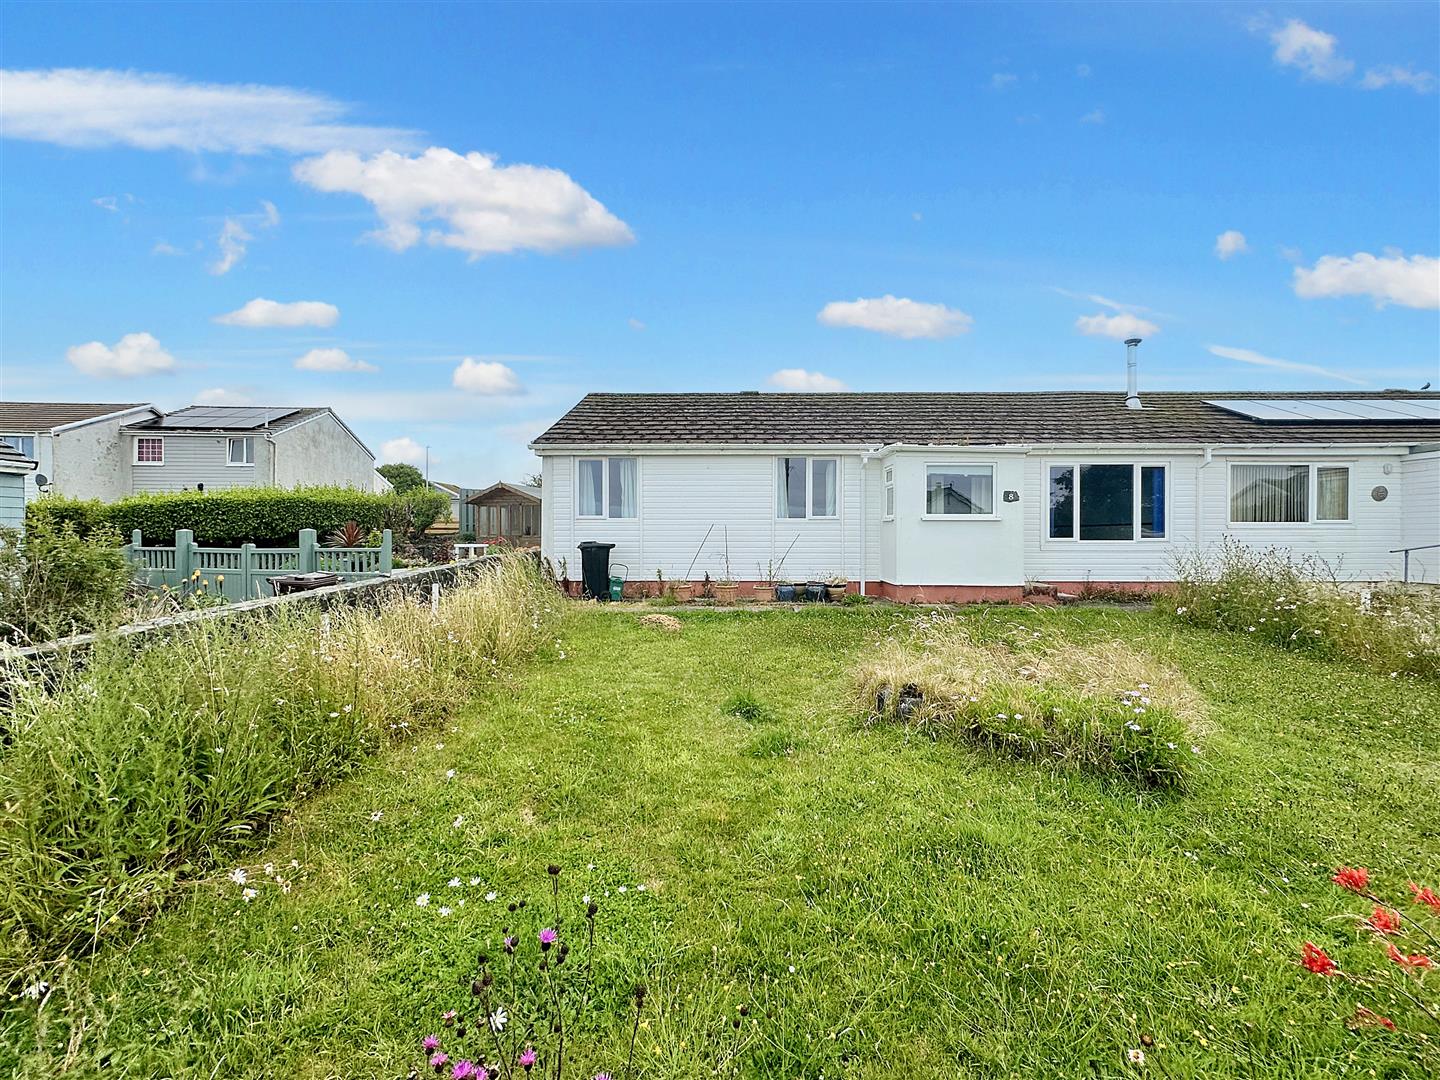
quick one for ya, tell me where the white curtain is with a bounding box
[1231,464,1307,522]
[777,457,806,518]
[1317,467,1349,521]
[578,459,604,517]
[608,457,637,518]
[811,459,837,516]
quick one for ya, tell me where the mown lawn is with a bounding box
[6,603,1439,1078]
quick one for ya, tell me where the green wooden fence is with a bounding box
[125,528,392,602]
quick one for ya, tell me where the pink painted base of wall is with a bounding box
[557,579,1173,603]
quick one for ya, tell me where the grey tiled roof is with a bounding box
[533,391,1440,447]
[0,402,151,431]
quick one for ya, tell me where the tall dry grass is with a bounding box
[0,557,561,972]
[855,615,1208,790]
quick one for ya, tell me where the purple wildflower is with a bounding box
[503,934,517,954]
[538,928,557,951]
[450,1061,477,1080]
[430,1051,449,1071]
[518,1046,537,1070]
[422,1034,441,1052]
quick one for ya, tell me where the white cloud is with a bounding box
[215,298,340,328]
[1075,312,1159,340]
[990,73,1018,90]
[817,295,973,339]
[1206,345,1367,385]
[1076,64,1092,78]
[1079,108,1105,125]
[627,317,646,331]
[293,147,633,258]
[66,331,176,378]
[295,347,377,373]
[380,436,428,467]
[1214,230,1249,260]
[0,68,417,154]
[93,195,118,212]
[1292,251,1439,310]
[152,240,184,256]
[195,386,256,405]
[767,368,849,392]
[209,201,279,275]
[1360,65,1438,93]
[1269,19,1354,83]
[452,357,523,395]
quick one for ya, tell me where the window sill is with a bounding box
[133,462,166,467]
[920,513,1001,522]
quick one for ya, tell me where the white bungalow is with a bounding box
[531,368,1440,599]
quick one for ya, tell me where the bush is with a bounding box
[376,462,425,494]
[0,519,132,645]
[854,617,1207,790]
[26,486,450,547]
[0,556,561,966]
[1160,539,1440,678]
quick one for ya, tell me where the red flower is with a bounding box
[1386,944,1434,969]
[1332,866,1369,893]
[1408,882,1440,912]
[1350,1007,1397,1032]
[1301,941,1338,975]
[1366,906,1402,935]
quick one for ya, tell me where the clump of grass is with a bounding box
[744,728,802,758]
[723,691,777,724]
[0,556,561,968]
[1160,539,1439,678]
[854,617,1207,790]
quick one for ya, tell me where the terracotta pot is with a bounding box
[714,583,739,604]
[673,582,694,602]
[752,583,773,600]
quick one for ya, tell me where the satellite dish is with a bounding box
[33,473,50,487]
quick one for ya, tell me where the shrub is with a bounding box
[854,617,1206,790]
[26,485,450,547]
[1160,539,1440,678]
[0,556,561,966]
[0,519,132,645]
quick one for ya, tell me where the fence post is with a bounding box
[380,529,393,574]
[175,529,194,585]
[240,542,255,601]
[299,528,317,573]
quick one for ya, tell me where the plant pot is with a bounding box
[673,582,694,602]
[805,582,827,603]
[774,583,797,602]
[826,582,849,601]
[752,583,773,601]
[714,583,739,605]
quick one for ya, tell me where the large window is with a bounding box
[777,457,838,519]
[0,434,36,459]
[577,457,637,518]
[134,436,164,465]
[1230,463,1349,523]
[1048,463,1166,541]
[227,436,255,465]
[925,465,995,517]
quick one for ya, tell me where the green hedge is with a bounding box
[26,486,450,546]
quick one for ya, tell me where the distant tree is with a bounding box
[377,463,425,494]
[524,471,543,488]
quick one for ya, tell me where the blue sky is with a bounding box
[2,1,1437,484]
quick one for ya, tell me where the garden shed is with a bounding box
[466,481,541,546]
[0,440,37,530]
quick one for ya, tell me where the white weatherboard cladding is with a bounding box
[130,433,268,493]
[0,471,25,529]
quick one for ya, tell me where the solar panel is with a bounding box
[1206,398,1440,422]
[158,406,300,429]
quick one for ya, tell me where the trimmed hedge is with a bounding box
[26,486,450,546]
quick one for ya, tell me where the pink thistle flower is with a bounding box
[538,927,557,951]
[430,1051,450,1071]
[450,1061,478,1080]
[423,1035,441,1052]
[518,1046,537,1070]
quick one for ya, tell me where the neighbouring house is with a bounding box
[121,406,376,494]
[532,377,1440,598]
[0,402,161,501]
[0,440,37,530]
[466,481,542,546]
[424,480,465,536]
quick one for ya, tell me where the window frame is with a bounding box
[1227,461,1352,526]
[775,456,839,521]
[575,456,639,520]
[226,436,255,466]
[920,461,1000,521]
[1044,460,1170,542]
[882,466,895,521]
[133,436,165,466]
[0,433,37,459]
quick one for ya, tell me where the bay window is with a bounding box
[925,465,995,517]
[1048,463,1166,541]
[577,456,637,518]
[777,457,838,519]
[1230,463,1349,523]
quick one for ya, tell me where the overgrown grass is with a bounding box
[855,614,1207,790]
[0,556,560,970]
[1161,539,1440,677]
[5,604,1439,1077]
